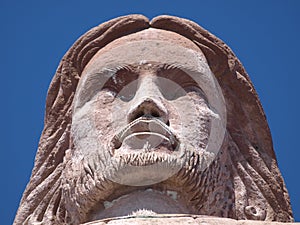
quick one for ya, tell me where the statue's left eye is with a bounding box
[168,84,207,101]
[184,85,208,103]
[157,65,208,101]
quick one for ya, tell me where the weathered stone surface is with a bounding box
[83,215,299,225]
[14,15,294,225]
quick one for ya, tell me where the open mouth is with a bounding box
[112,117,179,153]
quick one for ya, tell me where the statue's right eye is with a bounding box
[101,67,138,102]
[118,81,137,102]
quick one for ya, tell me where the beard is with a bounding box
[63,103,223,224]
[62,135,219,224]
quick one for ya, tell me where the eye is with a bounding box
[117,80,138,102]
[169,84,207,101]
[184,85,208,103]
[157,65,208,101]
[184,85,204,96]
[163,85,185,100]
[157,77,183,100]
[102,67,138,102]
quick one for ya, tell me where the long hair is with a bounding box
[14,15,293,224]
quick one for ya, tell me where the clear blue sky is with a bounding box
[1,1,299,224]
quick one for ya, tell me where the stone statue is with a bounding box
[14,15,294,225]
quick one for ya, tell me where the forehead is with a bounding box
[93,28,202,55]
[82,28,209,76]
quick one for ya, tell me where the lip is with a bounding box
[112,117,178,151]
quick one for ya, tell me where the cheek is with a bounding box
[71,111,99,158]
[93,96,115,137]
[169,95,211,148]
[182,107,211,148]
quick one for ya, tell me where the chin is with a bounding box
[63,137,221,224]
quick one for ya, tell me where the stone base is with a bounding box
[83,215,297,225]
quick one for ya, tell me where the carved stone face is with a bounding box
[14,16,293,224]
[71,28,226,188]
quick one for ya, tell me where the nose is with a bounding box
[127,76,169,125]
[128,98,169,124]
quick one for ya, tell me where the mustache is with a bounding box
[112,117,178,150]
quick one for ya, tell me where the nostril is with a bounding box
[132,111,144,121]
[127,99,169,124]
[151,111,160,118]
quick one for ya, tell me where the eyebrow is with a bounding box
[158,63,204,80]
[77,64,136,106]
[161,62,203,76]
[160,63,189,71]
[84,60,206,89]
[89,64,134,79]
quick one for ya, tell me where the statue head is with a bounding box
[14,15,293,224]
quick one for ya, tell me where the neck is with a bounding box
[88,188,191,221]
